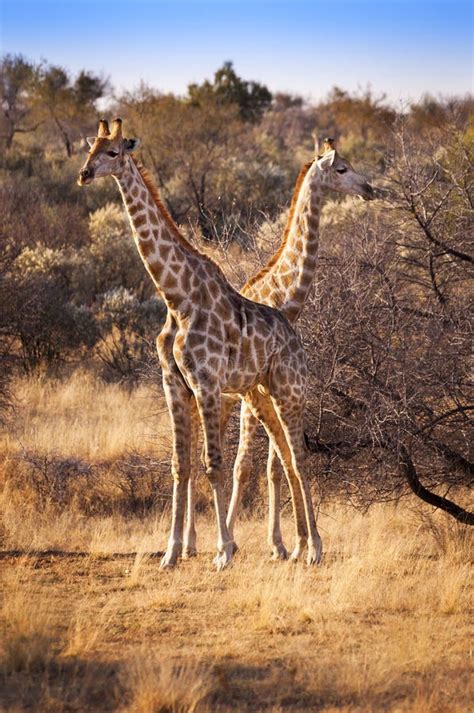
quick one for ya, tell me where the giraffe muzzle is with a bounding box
[362,182,376,201]
[78,167,94,186]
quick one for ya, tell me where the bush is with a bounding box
[296,122,472,511]
[88,202,149,296]
[95,287,166,382]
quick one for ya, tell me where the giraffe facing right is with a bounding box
[184,138,378,560]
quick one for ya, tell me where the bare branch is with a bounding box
[399,446,474,525]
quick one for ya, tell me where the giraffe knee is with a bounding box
[171,453,191,483]
[171,461,190,483]
[234,457,252,484]
[171,468,189,486]
[268,466,283,485]
[206,467,222,485]
[205,452,222,484]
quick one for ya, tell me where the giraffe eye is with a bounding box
[107,150,119,158]
[336,167,348,174]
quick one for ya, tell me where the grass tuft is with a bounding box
[122,653,213,713]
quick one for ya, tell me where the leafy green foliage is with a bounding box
[188,61,272,123]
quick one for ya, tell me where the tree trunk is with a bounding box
[53,115,72,158]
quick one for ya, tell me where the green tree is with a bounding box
[0,54,39,149]
[188,61,272,123]
[34,63,107,157]
[117,86,245,240]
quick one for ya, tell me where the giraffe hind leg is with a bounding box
[267,349,322,565]
[182,399,199,558]
[271,396,322,566]
[226,401,259,544]
[226,403,289,559]
[244,390,313,563]
[266,445,289,560]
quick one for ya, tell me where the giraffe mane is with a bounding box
[243,159,315,290]
[133,158,187,243]
[132,157,227,276]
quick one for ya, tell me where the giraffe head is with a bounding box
[78,118,140,185]
[313,137,376,201]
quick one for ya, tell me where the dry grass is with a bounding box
[122,653,213,713]
[0,376,472,711]
[0,370,169,461]
[1,562,58,675]
[0,504,472,712]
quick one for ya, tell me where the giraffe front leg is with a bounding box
[159,381,193,570]
[195,389,235,570]
[160,445,190,568]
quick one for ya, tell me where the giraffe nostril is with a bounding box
[79,167,94,183]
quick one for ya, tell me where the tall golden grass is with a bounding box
[0,375,472,711]
[1,370,169,461]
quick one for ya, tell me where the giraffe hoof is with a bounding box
[213,543,234,570]
[290,545,303,562]
[182,547,198,559]
[270,544,289,561]
[214,555,231,571]
[307,540,323,566]
[160,556,177,570]
[160,546,180,569]
[231,541,239,555]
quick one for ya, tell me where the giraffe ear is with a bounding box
[316,149,336,170]
[86,137,96,148]
[124,138,140,153]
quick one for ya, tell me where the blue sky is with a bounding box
[0,0,472,103]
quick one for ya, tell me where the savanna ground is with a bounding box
[0,375,472,712]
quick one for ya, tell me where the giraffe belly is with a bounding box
[221,349,271,396]
[222,375,265,397]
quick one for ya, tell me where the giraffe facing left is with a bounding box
[78,118,322,570]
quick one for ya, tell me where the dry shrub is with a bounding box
[0,372,178,524]
[1,451,171,520]
[412,508,473,559]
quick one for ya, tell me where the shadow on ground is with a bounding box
[0,549,165,561]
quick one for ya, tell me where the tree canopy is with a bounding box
[188,61,273,123]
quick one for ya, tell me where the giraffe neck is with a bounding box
[244,161,323,322]
[115,157,211,316]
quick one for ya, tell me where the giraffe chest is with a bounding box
[171,307,279,396]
